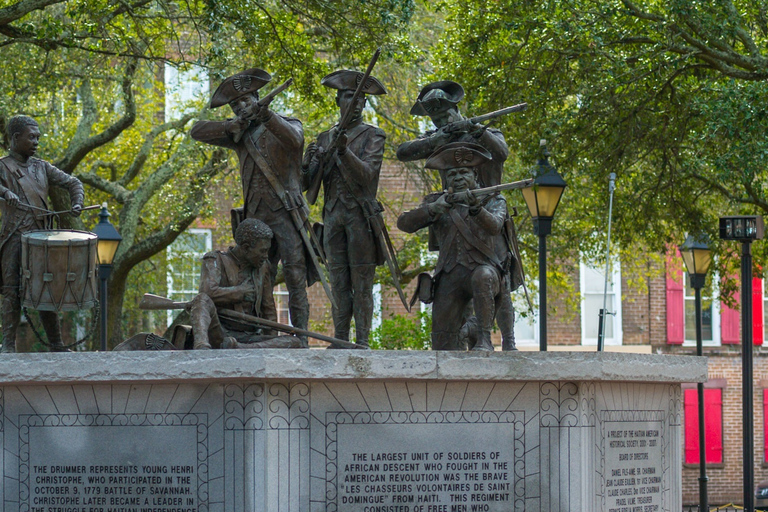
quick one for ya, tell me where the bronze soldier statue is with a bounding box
[0,115,84,353]
[190,69,312,344]
[397,81,519,350]
[186,218,302,349]
[397,143,512,351]
[302,70,387,347]
[396,81,509,188]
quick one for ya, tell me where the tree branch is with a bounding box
[0,0,65,26]
[76,171,132,204]
[56,59,138,172]
[119,111,198,187]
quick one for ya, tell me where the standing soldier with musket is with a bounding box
[302,69,388,348]
[190,69,314,345]
[397,81,523,350]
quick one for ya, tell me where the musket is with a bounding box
[362,200,411,312]
[138,293,365,350]
[443,102,528,134]
[233,78,294,143]
[306,48,381,205]
[443,178,534,207]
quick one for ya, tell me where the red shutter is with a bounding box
[705,388,723,464]
[684,389,698,464]
[666,250,685,344]
[753,278,764,346]
[684,388,724,465]
[721,287,741,344]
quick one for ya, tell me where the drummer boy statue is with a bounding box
[0,115,84,353]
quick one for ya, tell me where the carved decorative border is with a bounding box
[268,382,310,430]
[18,413,209,512]
[540,381,579,427]
[325,410,524,512]
[224,383,265,430]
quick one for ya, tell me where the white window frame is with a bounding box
[682,273,721,347]
[580,259,623,346]
[164,63,209,122]
[166,228,212,326]
[513,280,539,348]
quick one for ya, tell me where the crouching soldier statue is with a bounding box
[186,218,302,349]
[397,143,512,351]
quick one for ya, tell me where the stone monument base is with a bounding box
[0,350,706,512]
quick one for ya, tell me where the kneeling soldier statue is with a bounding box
[397,143,512,351]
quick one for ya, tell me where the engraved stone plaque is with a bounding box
[327,411,524,512]
[602,412,664,512]
[24,414,205,511]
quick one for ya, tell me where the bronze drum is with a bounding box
[20,230,98,312]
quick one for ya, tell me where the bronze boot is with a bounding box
[1,295,19,353]
[40,311,71,352]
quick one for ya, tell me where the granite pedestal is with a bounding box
[0,350,706,512]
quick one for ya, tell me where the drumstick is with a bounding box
[0,197,101,216]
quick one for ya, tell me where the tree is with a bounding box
[420,0,768,297]
[0,0,417,347]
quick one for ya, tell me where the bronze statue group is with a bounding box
[0,64,526,353]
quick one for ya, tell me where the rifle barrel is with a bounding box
[468,103,528,125]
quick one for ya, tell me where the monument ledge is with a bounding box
[0,349,706,384]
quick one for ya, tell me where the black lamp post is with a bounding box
[522,140,566,352]
[93,203,122,352]
[679,234,712,512]
[719,215,764,512]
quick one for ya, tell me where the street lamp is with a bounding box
[719,215,764,511]
[679,234,712,512]
[93,203,122,351]
[522,140,566,351]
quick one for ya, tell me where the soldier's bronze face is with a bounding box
[12,124,40,158]
[229,93,259,118]
[242,238,271,268]
[336,90,366,120]
[445,167,477,192]
[430,108,462,129]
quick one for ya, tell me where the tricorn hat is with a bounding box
[410,80,465,116]
[425,142,492,171]
[209,68,272,108]
[321,70,387,95]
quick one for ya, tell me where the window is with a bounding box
[683,277,720,347]
[666,249,721,346]
[274,284,291,326]
[580,259,622,345]
[167,229,212,325]
[683,387,724,465]
[164,64,208,121]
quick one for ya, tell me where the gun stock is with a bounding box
[139,293,188,310]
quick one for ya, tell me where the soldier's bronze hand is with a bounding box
[465,190,482,216]
[226,117,249,135]
[336,131,348,156]
[254,103,273,123]
[302,142,318,168]
[427,194,452,217]
[71,204,83,217]
[3,190,19,207]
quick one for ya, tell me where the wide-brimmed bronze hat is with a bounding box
[320,70,387,95]
[425,142,492,171]
[410,80,465,116]
[209,68,272,108]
